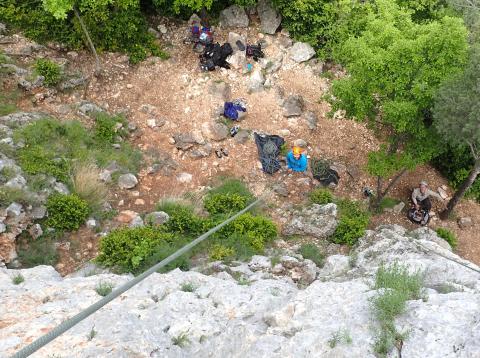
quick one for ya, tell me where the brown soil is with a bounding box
[3,22,479,274]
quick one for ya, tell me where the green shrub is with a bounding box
[204,193,249,215]
[180,282,196,292]
[172,332,190,347]
[436,228,458,249]
[299,243,324,267]
[12,273,25,285]
[157,201,212,235]
[94,113,127,144]
[331,199,370,246]
[219,213,277,252]
[372,263,424,356]
[208,178,254,199]
[34,59,61,87]
[309,188,334,205]
[0,0,166,64]
[13,118,142,184]
[46,194,90,231]
[379,197,400,212]
[0,187,36,206]
[17,236,59,267]
[209,244,235,261]
[328,329,352,348]
[272,0,372,59]
[95,281,114,296]
[97,226,176,272]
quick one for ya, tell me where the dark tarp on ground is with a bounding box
[254,133,285,175]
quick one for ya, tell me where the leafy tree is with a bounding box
[433,45,480,218]
[328,0,468,208]
[447,0,480,41]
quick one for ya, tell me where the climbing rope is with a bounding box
[11,197,263,358]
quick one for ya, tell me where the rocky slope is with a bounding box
[1,224,479,357]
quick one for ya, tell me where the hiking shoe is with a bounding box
[221,148,229,157]
[215,149,222,158]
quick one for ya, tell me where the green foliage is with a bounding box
[17,236,59,267]
[328,329,352,348]
[204,193,248,215]
[372,263,424,356]
[0,187,36,206]
[13,118,141,184]
[332,199,370,246]
[96,226,175,272]
[272,0,372,59]
[86,326,97,341]
[94,112,127,143]
[0,86,18,116]
[379,197,400,211]
[172,332,190,347]
[209,243,235,261]
[436,228,458,249]
[34,59,61,87]
[0,0,165,63]
[158,201,212,235]
[180,281,196,292]
[95,281,114,296]
[46,194,90,231]
[309,188,334,205]
[218,213,278,252]
[208,178,253,200]
[12,273,25,285]
[329,0,468,183]
[433,44,480,204]
[299,243,324,267]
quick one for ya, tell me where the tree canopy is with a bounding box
[328,0,468,204]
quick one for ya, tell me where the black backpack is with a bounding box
[246,43,264,61]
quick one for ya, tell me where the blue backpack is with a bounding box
[224,101,246,120]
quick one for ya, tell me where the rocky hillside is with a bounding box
[2,224,479,357]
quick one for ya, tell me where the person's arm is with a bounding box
[428,189,444,201]
[411,189,418,206]
[286,152,293,170]
[299,154,308,172]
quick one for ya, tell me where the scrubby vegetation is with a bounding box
[372,263,425,356]
[34,59,61,87]
[17,236,59,267]
[95,281,114,296]
[46,194,90,231]
[97,179,277,274]
[309,188,334,205]
[436,228,458,249]
[332,199,370,246]
[299,243,324,267]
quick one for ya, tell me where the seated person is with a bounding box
[286,146,307,172]
[411,180,444,213]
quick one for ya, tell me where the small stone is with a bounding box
[393,202,405,214]
[6,203,22,218]
[0,223,6,234]
[129,216,144,228]
[279,129,291,137]
[289,42,316,63]
[273,183,289,197]
[28,224,43,239]
[283,95,304,117]
[147,119,157,128]
[177,172,193,183]
[118,173,138,189]
[234,130,250,144]
[53,182,70,195]
[126,84,133,89]
[116,210,138,223]
[118,200,124,206]
[134,199,145,206]
[158,24,168,34]
[86,219,97,229]
[304,111,318,130]
[145,211,170,226]
[437,187,448,200]
[458,217,473,229]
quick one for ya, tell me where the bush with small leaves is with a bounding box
[96,226,174,272]
[34,59,61,86]
[436,228,457,250]
[331,199,370,246]
[172,332,190,347]
[204,193,249,215]
[309,188,334,205]
[209,244,235,261]
[180,282,196,292]
[46,194,90,231]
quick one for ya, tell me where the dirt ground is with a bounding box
[3,20,479,274]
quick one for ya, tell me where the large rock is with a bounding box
[201,122,229,141]
[0,112,44,127]
[3,225,480,357]
[304,111,318,130]
[118,173,138,189]
[219,5,249,28]
[283,203,338,239]
[173,133,197,150]
[289,42,316,63]
[0,233,16,264]
[145,211,170,226]
[257,0,282,34]
[283,95,304,117]
[247,70,265,93]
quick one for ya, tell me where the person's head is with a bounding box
[293,146,302,160]
[419,180,428,194]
